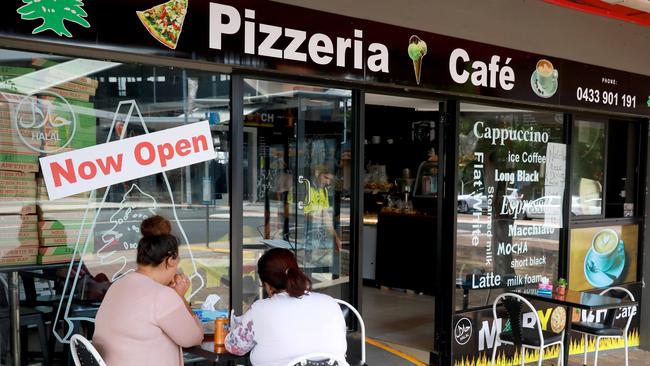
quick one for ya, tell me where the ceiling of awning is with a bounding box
[544,0,650,27]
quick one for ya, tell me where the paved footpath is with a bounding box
[567,348,649,366]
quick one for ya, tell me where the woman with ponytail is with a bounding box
[225,248,348,366]
[93,215,203,366]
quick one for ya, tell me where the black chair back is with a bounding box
[502,296,524,347]
[339,303,353,331]
[70,335,106,366]
[291,361,340,366]
[73,340,101,366]
[603,289,627,328]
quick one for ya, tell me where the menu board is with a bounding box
[456,110,565,291]
[569,225,638,291]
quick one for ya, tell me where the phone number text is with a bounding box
[576,87,636,108]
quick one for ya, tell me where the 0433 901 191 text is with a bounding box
[575,86,637,108]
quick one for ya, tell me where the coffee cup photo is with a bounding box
[588,228,624,273]
[531,59,559,98]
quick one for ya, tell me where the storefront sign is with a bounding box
[1,0,649,116]
[39,121,216,200]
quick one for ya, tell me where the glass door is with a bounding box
[242,79,352,307]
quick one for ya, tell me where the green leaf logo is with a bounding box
[17,0,90,38]
[646,96,650,107]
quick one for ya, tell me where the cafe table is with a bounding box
[184,341,251,366]
[513,287,638,366]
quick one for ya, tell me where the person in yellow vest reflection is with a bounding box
[303,169,342,271]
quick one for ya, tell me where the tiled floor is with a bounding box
[567,349,650,366]
[362,286,435,352]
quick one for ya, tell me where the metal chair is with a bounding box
[70,334,107,366]
[334,299,366,366]
[286,353,348,366]
[491,293,565,366]
[572,287,636,366]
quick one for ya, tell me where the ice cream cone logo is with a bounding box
[408,35,427,85]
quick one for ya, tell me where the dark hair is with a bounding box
[136,234,179,266]
[257,248,311,298]
[140,215,172,237]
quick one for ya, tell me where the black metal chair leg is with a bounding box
[37,320,50,366]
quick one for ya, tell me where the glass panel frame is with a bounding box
[240,78,354,308]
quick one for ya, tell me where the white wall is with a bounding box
[275,0,650,75]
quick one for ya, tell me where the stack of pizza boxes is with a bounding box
[35,60,99,265]
[0,66,40,265]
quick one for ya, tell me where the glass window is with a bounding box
[241,79,352,309]
[605,120,639,218]
[0,49,231,356]
[456,103,565,310]
[571,120,605,217]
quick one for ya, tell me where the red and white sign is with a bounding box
[40,121,216,200]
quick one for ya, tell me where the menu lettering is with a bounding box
[458,114,563,290]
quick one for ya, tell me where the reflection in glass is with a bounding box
[571,120,605,216]
[242,79,352,309]
[0,49,231,349]
[455,104,564,310]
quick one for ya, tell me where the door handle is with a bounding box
[298,175,311,209]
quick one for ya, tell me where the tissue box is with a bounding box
[193,309,229,322]
[537,280,553,296]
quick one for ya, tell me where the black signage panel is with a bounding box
[0,0,649,116]
[453,283,641,366]
[559,62,644,115]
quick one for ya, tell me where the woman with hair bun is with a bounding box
[225,248,348,366]
[93,215,203,366]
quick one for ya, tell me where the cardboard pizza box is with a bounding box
[0,246,39,257]
[0,255,37,266]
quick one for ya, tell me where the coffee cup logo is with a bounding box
[531,59,559,98]
[588,229,623,273]
[10,91,77,154]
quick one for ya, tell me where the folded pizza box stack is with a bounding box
[0,170,37,214]
[41,88,98,153]
[0,214,38,265]
[37,219,94,264]
[0,67,40,266]
[0,66,40,173]
[37,185,97,265]
[26,60,100,265]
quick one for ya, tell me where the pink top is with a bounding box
[93,272,203,366]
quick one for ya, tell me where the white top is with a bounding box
[225,292,348,366]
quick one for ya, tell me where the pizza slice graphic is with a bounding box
[136,0,188,49]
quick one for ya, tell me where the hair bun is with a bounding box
[140,215,172,237]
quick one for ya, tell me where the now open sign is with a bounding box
[40,121,216,200]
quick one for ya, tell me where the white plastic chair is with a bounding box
[334,299,366,366]
[285,353,348,366]
[572,287,636,366]
[491,293,565,366]
[70,334,107,366]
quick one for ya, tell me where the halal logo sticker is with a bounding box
[17,0,90,38]
[454,317,472,345]
[12,91,77,154]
